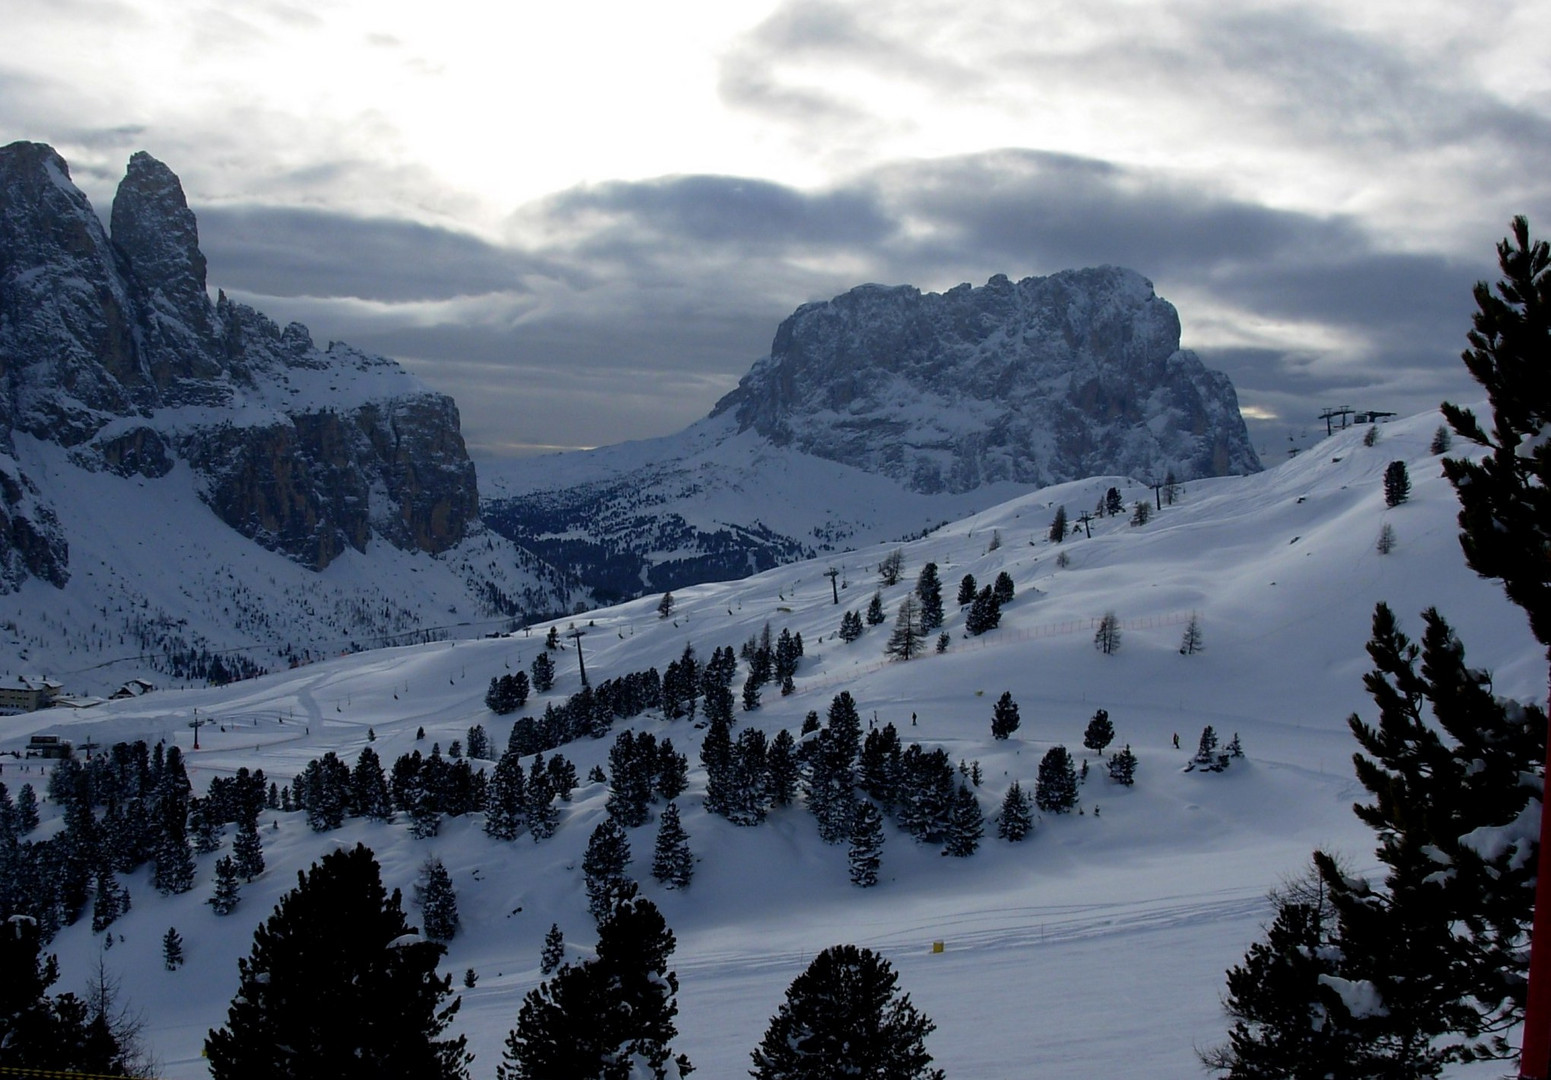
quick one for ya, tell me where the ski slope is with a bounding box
[2,407,1539,1079]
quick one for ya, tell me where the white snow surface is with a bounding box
[2,407,1541,1079]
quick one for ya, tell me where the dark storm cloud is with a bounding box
[533,174,897,254]
[199,207,567,303]
[218,151,1503,458]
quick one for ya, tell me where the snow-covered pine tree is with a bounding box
[209,855,241,916]
[992,571,1015,605]
[849,801,884,887]
[915,562,944,631]
[654,739,689,801]
[525,762,558,842]
[965,586,1001,636]
[651,802,693,889]
[162,926,184,971]
[414,857,459,942]
[1049,505,1068,542]
[1107,745,1138,786]
[990,692,1020,740]
[996,781,1033,841]
[1035,746,1078,813]
[530,652,555,693]
[1082,708,1115,754]
[484,749,528,841]
[1191,725,1225,772]
[232,812,265,881]
[766,729,800,807]
[582,819,633,925]
[943,784,983,857]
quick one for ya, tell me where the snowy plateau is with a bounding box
[2,408,1540,1079]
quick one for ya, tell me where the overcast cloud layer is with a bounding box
[4,0,1549,460]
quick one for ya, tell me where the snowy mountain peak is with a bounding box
[712,266,1259,493]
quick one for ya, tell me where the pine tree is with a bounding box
[1384,460,1411,507]
[750,945,943,1080]
[92,866,130,932]
[582,819,633,925]
[210,855,241,916]
[1191,725,1226,772]
[484,749,528,841]
[866,590,886,626]
[233,813,265,881]
[1105,486,1124,516]
[849,801,885,887]
[742,673,762,712]
[965,586,1001,636]
[884,596,925,661]
[465,724,490,760]
[525,758,558,841]
[657,592,674,619]
[1049,504,1068,542]
[1202,865,1358,1078]
[530,652,555,693]
[992,571,1015,605]
[878,548,905,586]
[957,574,977,606]
[163,927,184,971]
[997,781,1033,841]
[352,748,392,821]
[500,897,690,1080]
[1106,745,1138,786]
[1180,612,1204,655]
[1083,709,1115,754]
[1035,746,1078,813]
[13,783,39,834]
[1093,611,1121,654]
[1131,499,1152,526]
[915,562,944,631]
[990,691,1020,740]
[766,729,800,807]
[539,924,564,975]
[651,802,693,889]
[1430,425,1452,455]
[205,843,470,1080]
[654,739,689,801]
[943,784,982,857]
[415,857,459,942]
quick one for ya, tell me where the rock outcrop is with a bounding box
[0,142,482,581]
[712,267,1260,493]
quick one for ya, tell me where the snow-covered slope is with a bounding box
[4,408,1537,1079]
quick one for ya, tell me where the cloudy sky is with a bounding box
[5,0,1549,461]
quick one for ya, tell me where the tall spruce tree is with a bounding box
[414,857,459,942]
[651,802,693,889]
[884,596,925,661]
[582,820,633,925]
[849,801,885,887]
[997,781,1033,841]
[915,563,944,631]
[205,843,470,1080]
[1035,746,1078,813]
[990,692,1020,740]
[943,784,983,857]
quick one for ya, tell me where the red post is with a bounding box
[1521,711,1551,1079]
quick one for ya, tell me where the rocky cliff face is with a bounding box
[712,267,1260,493]
[0,142,481,582]
[486,267,1260,603]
